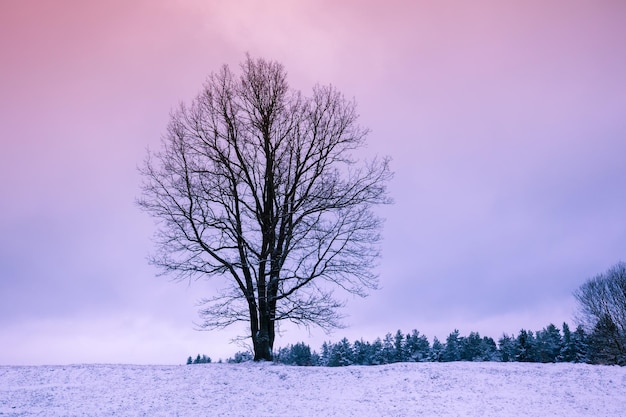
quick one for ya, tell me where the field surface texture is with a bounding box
[1,362,625,416]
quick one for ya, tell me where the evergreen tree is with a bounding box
[310,350,321,366]
[516,329,536,362]
[405,330,431,362]
[430,337,444,362]
[481,336,499,361]
[535,324,562,363]
[290,342,313,366]
[381,333,395,364]
[460,332,483,361]
[370,338,385,365]
[320,342,332,366]
[186,356,193,365]
[228,351,253,363]
[572,325,589,363]
[442,330,462,362]
[589,314,625,365]
[559,323,576,362]
[498,334,518,362]
[275,346,292,365]
[328,338,354,367]
[353,339,373,365]
[393,330,406,363]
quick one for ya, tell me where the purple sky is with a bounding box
[1,0,625,365]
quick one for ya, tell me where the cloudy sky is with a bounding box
[1,0,625,365]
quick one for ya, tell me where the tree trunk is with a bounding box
[254,311,273,361]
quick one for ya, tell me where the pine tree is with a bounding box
[393,330,406,363]
[572,325,589,363]
[460,332,483,361]
[310,351,321,366]
[381,333,395,364]
[328,338,354,367]
[442,330,462,362]
[535,324,561,363]
[498,334,518,362]
[370,338,385,365]
[481,336,499,361]
[290,342,313,366]
[275,346,292,365]
[430,337,444,362]
[228,351,253,363]
[516,329,536,362]
[589,314,625,365]
[353,339,373,365]
[186,356,193,365]
[320,342,332,366]
[405,330,431,362]
[559,323,575,362]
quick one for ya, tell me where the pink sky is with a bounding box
[1,0,625,364]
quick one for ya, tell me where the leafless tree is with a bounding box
[574,262,626,364]
[138,56,392,361]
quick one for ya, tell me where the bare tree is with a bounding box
[574,262,626,364]
[138,56,392,361]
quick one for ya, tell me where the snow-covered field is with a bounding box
[1,362,625,416]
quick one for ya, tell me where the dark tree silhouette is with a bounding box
[139,56,391,361]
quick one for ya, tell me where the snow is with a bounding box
[1,362,625,416]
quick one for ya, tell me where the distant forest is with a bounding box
[188,321,624,366]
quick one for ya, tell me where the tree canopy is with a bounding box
[139,56,391,360]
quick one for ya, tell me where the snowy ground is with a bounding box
[1,362,625,416]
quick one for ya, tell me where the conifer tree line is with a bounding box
[188,321,621,366]
[270,322,619,366]
[186,354,212,365]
